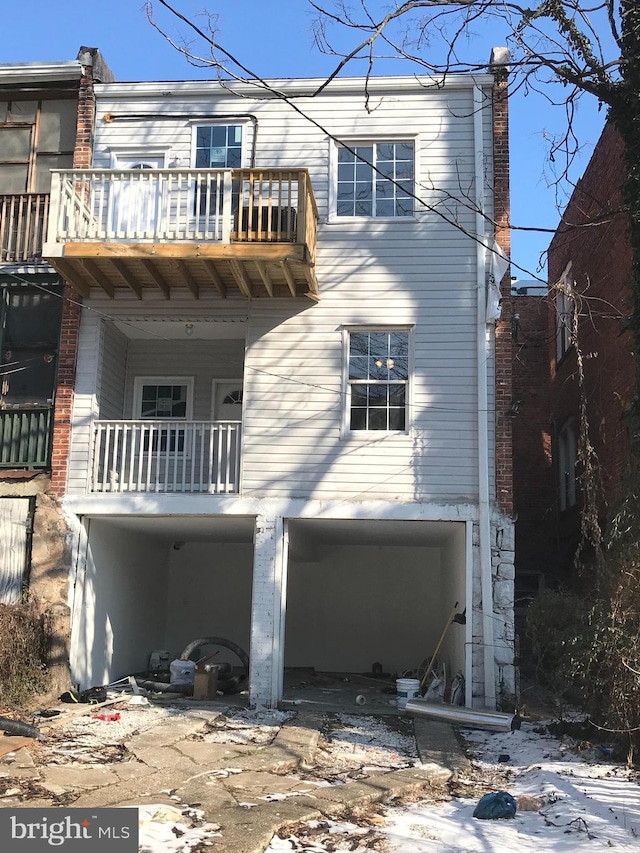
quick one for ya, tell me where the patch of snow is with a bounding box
[138,803,222,852]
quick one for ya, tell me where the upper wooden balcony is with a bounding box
[1,193,50,264]
[43,168,319,300]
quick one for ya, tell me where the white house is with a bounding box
[44,60,515,709]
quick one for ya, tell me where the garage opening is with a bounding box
[282,519,467,708]
[70,514,255,703]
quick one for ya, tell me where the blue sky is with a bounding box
[2,0,607,280]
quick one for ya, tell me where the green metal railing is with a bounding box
[0,407,53,468]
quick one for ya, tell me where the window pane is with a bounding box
[396,196,414,216]
[337,183,355,201]
[0,127,31,162]
[350,332,368,355]
[35,154,73,192]
[1,347,56,404]
[389,358,408,380]
[351,385,368,406]
[377,143,395,161]
[0,164,28,193]
[355,162,371,180]
[368,385,388,407]
[5,287,63,346]
[389,408,406,430]
[388,384,406,405]
[39,100,77,152]
[337,200,354,216]
[377,199,395,217]
[8,101,37,122]
[395,160,413,179]
[350,407,367,430]
[355,199,372,216]
[349,358,369,380]
[397,142,414,160]
[368,409,387,430]
[338,147,354,163]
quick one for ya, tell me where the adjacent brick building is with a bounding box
[0,48,112,693]
[546,122,634,579]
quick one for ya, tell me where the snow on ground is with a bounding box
[270,719,640,853]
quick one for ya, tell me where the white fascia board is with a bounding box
[96,73,496,100]
[63,494,480,522]
[0,61,83,86]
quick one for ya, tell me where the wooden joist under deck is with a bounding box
[45,242,319,300]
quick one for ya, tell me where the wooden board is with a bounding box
[0,737,33,758]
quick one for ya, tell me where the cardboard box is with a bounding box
[193,664,219,700]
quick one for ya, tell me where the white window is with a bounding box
[557,418,577,511]
[336,141,414,218]
[132,377,193,453]
[556,263,574,362]
[345,329,410,431]
[194,125,243,169]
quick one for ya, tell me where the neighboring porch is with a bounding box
[43,168,319,300]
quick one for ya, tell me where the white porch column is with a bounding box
[249,514,282,708]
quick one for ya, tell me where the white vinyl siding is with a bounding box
[63,78,497,502]
[98,321,127,419]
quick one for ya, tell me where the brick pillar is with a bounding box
[50,293,82,497]
[492,75,514,515]
[50,58,98,497]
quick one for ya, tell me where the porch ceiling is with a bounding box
[88,515,256,544]
[84,516,461,549]
[46,244,318,301]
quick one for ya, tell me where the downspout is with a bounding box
[473,81,496,708]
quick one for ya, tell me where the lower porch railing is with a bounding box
[91,420,241,494]
[0,407,53,468]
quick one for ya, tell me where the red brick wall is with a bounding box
[493,78,514,514]
[512,295,555,576]
[50,60,97,497]
[548,123,635,568]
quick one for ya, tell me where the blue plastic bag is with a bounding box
[473,791,517,820]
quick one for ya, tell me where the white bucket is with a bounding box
[169,658,196,686]
[396,678,420,710]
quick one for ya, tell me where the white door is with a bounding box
[211,381,242,493]
[214,381,243,421]
[112,154,165,236]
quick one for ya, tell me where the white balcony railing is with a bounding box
[91,420,241,494]
[49,168,312,244]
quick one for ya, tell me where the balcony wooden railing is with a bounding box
[49,168,313,243]
[44,169,318,299]
[0,407,53,468]
[0,194,50,263]
[91,420,241,494]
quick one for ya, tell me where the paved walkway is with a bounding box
[1,708,468,853]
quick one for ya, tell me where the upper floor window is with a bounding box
[346,329,410,431]
[557,418,577,511]
[0,99,77,194]
[194,125,243,169]
[555,263,574,362]
[336,142,414,218]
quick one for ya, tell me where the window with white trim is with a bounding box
[194,125,243,169]
[336,142,414,218]
[557,418,577,511]
[133,377,193,453]
[556,264,575,361]
[346,330,410,431]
